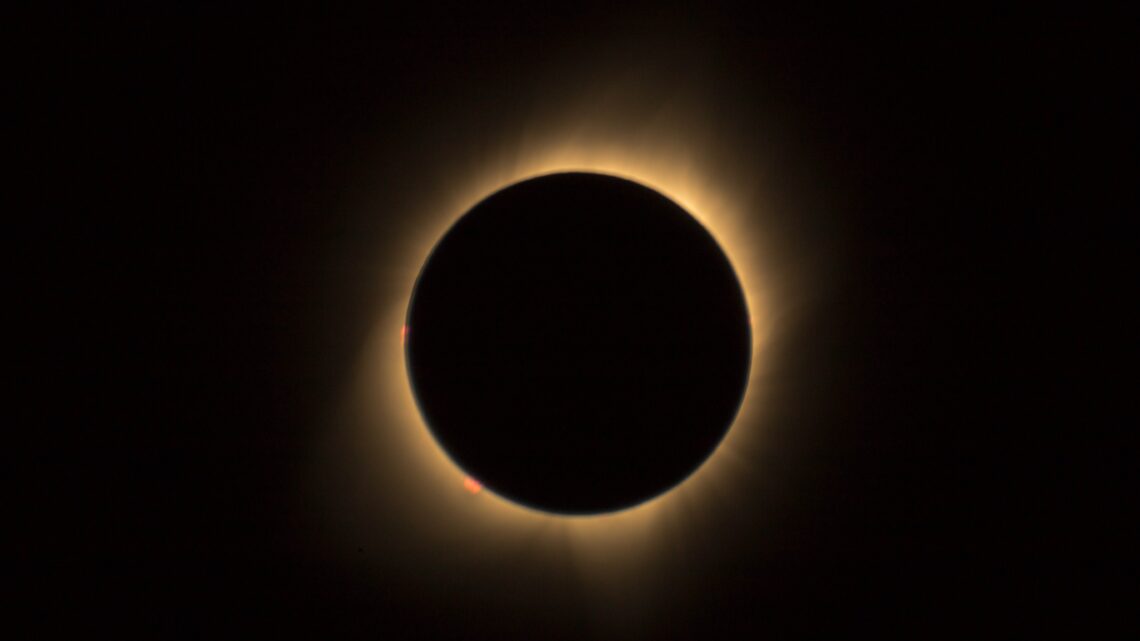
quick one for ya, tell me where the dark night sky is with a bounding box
[18,8,1128,640]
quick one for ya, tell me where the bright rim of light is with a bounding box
[340,89,782,586]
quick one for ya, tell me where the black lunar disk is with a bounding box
[405,173,751,514]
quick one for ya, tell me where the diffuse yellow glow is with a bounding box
[341,86,783,588]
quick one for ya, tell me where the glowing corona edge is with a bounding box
[345,109,778,579]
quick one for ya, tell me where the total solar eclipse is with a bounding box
[405,172,751,514]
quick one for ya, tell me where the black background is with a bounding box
[19,7,1127,639]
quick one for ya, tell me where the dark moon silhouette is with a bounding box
[405,172,751,514]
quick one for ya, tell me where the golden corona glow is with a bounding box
[323,72,800,604]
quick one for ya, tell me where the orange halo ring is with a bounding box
[346,119,779,579]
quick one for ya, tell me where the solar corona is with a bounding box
[344,97,780,581]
